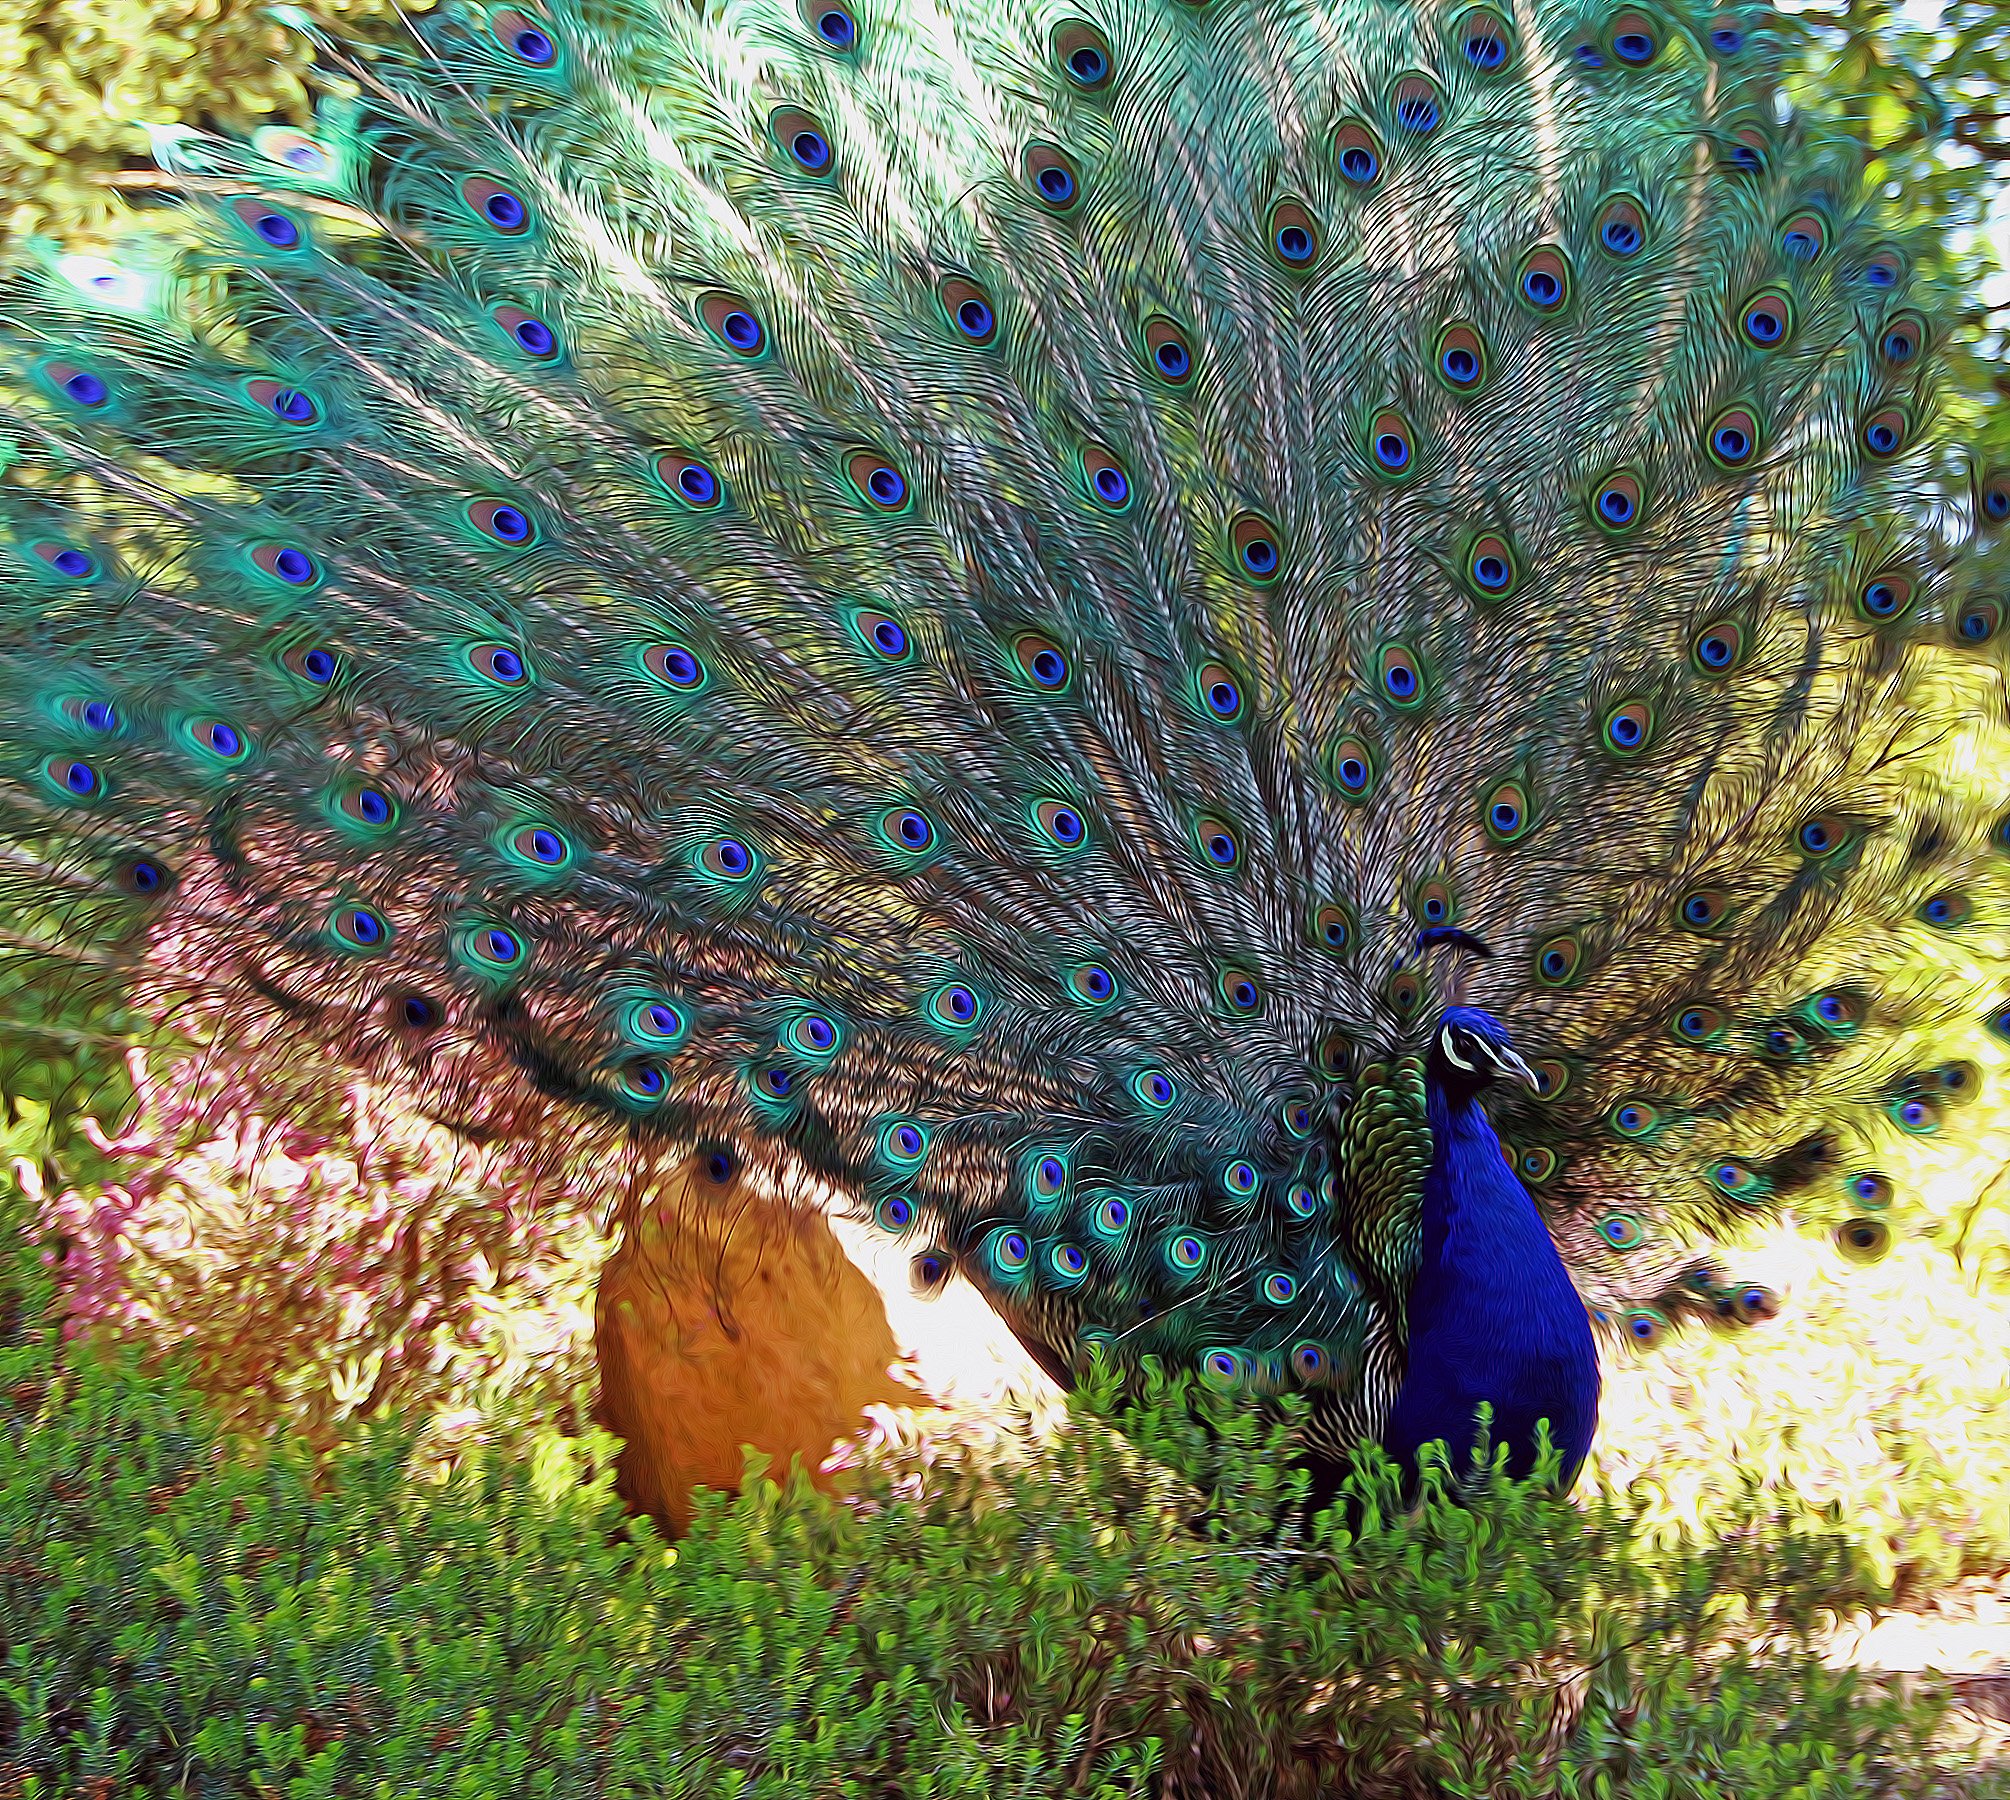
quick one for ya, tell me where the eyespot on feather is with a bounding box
[467,643,532,687]
[1953,598,2001,646]
[1230,513,1282,581]
[1014,633,1071,690]
[1033,799,1088,848]
[229,197,306,250]
[1219,968,1261,1014]
[1483,780,1531,841]
[1267,200,1320,269]
[1330,736,1376,799]
[1595,196,1646,258]
[1981,473,2010,525]
[28,542,99,581]
[1386,969,1424,1018]
[1023,142,1081,211]
[1144,317,1194,385]
[1369,411,1414,477]
[1083,446,1131,509]
[1377,644,1424,708]
[1693,619,1744,673]
[1457,7,1514,70]
[1196,662,1244,722]
[1314,904,1352,951]
[1879,313,1924,366]
[652,451,723,509]
[802,0,857,51]
[1052,21,1113,89]
[244,377,321,422]
[1195,816,1239,868]
[1435,323,1487,392]
[938,277,998,345]
[1861,407,1909,460]
[1466,533,1516,595]
[334,783,399,830]
[491,9,558,64]
[488,305,560,362]
[1706,406,1761,469]
[846,452,910,511]
[465,499,537,546]
[1602,699,1653,756]
[187,719,249,763]
[1858,571,1914,621]
[1535,933,1582,985]
[700,292,767,356]
[1413,878,1455,927]
[1333,122,1382,186]
[43,757,102,802]
[1836,1217,1891,1263]
[1740,290,1791,348]
[1591,474,1642,532]
[1517,248,1571,313]
[1390,75,1442,134]
[249,543,321,587]
[459,177,531,235]
[1780,211,1826,261]
[698,837,757,880]
[642,644,707,690]
[331,904,392,952]
[769,107,834,175]
[115,855,173,899]
[1677,886,1730,931]
[1607,11,1658,62]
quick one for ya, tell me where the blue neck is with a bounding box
[1379,1081,1600,1486]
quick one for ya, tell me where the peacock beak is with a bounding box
[1491,1046,1543,1092]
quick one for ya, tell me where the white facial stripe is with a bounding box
[1439,1026,1476,1071]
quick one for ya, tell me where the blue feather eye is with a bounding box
[1054,22,1113,88]
[462,924,527,971]
[985,1228,1032,1278]
[1859,573,1914,621]
[771,108,833,173]
[1197,663,1243,721]
[1223,1160,1258,1197]
[621,1061,669,1102]
[1219,969,1261,1013]
[1709,19,1745,53]
[117,856,171,897]
[939,278,997,345]
[32,543,98,580]
[1796,813,1852,858]
[643,644,706,690]
[469,644,532,686]
[1377,644,1424,707]
[848,453,909,511]
[1880,317,1923,366]
[1068,964,1117,1004]
[1677,887,1729,930]
[1196,816,1239,867]
[1461,9,1513,68]
[1268,201,1320,268]
[64,698,118,733]
[884,807,935,852]
[880,1118,929,1165]
[808,0,856,48]
[1596,198,1646,257]
[250,543,320,586]
[1707,408,1760,468]
[1436,324,1487,391]
[1921,890,1971,928]
[1741,292,1790,347]
[1602,701,1652,756]
[330,904,391,950]
[1084,447,1131,509]
[1034,800,1087,848]
[1291,1341,1330,1382]
[1608,13,1657,62]
[1015,634,1070,689]
[853,610,911,660]
[1484,780,1530,840]
[1392,76,1442,134]
[1370,412,1413,475]
[1849,1171,1894,1207]
[1261,1271,1296,1304]
[1467,534,1516,595]
[1094,1195,1131,1235]
[1334,123,1382,186]
[1145,318,1193,384]
[1232,514,1282,581]
[1593,475,1641,531]
[188,719,248,762]
[1535,933,1583,984]
[1693,620,1743,673]
[230,198,305,249]
[467,499,537,545]
[654,452,723,509]
[337,784,398,829]
[1132,1069,1175,1109]
[1024,143,1081,211]
[701,293,767,356]
[1518,249,1571,313]
[493,305,560,360]
[44,362,110,408]
[1862,408,1909,460]
[1284,1183,1319,1221]
[1673,1003,1724,1043]
[1315,905,1351,950]
[1164,1233,1208,1273]
[698,837,756,880]
[508,824,572,867]
[245,377,321,423]
[492,9,557,63]
[626,999,688,1046]
[460,178,531,234]
[927,983,983,1028]
[45,757,102,800]
[1330,737,1374,799]
[1780,212,1825,261]
[1027,1152,1069,1201]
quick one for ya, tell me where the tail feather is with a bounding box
[1,0,2005,1445]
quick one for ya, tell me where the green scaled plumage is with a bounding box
[2,0,2006,1469]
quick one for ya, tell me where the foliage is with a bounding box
[0,1193,2001,1800]
[0,0,413,253]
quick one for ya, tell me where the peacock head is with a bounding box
[1429,1005,1542,1102]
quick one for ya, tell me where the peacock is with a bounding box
[3,0,2007,1517]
